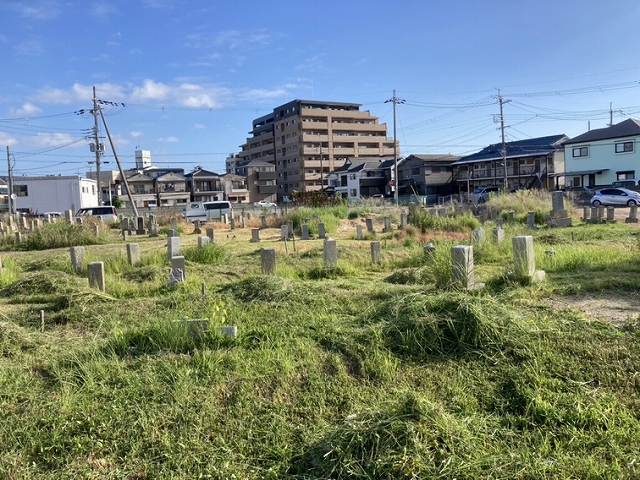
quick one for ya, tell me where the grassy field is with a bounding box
[1,196,640,479]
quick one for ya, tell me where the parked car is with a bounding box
[254,200,276,208]
[590,188,640,207]
[75,206,117,222]
[470,186,501,203]
[611,180,637,188]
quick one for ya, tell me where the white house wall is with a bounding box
[565,137,639,185]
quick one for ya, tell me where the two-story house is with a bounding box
[327,157,394,200]
[123,167,189,208]
[397,154,460,200]
[184,167,225,203]
[562,119,640,188]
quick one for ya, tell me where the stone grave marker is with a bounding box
[197,236,210,248]
[324,238,338,267]
[356,225,364,240]
[451,245,484,290]
[547,191,572,227]
[250,228,260,243]
[492,226,505,244]
[509,235,545,284]
[280,224,288,241]
[370,241,381,264]
[88,261,105,291]
[301,224,310,240]
[171,256,186,280]
[626,205,638,223]
[606,207,616,223]
[318,223,326,239]
[167,236,180,259]
[70,246,86,273]
[365,218,374,233]
[261,248,276,274]
[206,228,214,241]
[127,243,141,266]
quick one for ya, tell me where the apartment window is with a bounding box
[349,174,356,180]
[615,141,634,153]
[15,185,28,196]
[350,189,357,197]
[572,146,588,158]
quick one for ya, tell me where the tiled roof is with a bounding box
[453,134,567,165]
[564,119,640,145]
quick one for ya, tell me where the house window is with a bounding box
[615,141,634,153]
[411,167,420,176]
[431,166,441,174]
[617,171,635,180]
[572,147,588,158]
[15,185,28,196]
[350,189,357,197]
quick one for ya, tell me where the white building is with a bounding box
[8,175,97,215]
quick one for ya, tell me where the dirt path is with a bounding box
[549,292,640,326]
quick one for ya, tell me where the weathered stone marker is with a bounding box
[626,205,638,223]
[492,226,505,244]
[261,248,276,275]
[250,228,260,243]
[171,256,186,280]
[126,243,141,266]
[606,207,616,223]
[260,215,267,229]
[356,225,364,240]
[206,227,214,241]
[472,227,486,243]
[318,223,326,240]
[526,212,536,229]
[451,245,484,290]
[197,236,210,248]
[365,218,374,234]
[382,217,392,232]
[370,241,381,264]
[400,213,408,230]
[167,236,180,259]
[70,246,86,273]
[193,219,202,235]
[301,224,310,240]
[510,235,545,284]
[324,238,338,267]
[88,261,105,291]
[136,216,146,235]
[280,224,288,241]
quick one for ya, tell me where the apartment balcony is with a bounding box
[301,121,329,130]
[301,134,330,143]
[360,177,387,188]
[330,122,386,133]
[258,185,277,194]
[256,171,278,180]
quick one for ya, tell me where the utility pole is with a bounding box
[98,106,139,217]
[497,91,511,192]
[91,86,103,205]
[385,90,404,207]
[6,146,15,215]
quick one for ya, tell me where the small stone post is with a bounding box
[171,256,186,280]
[251,228,260,243]
[126,243,141,266]
[261,248,276,275]
[323,239,338,267]
[88,262,105,291]
[370,241,381,264]
[492,226,505,244]
[318,223,326,239]
[365,218,374,233]
[198,236,210,248]
[70,246,86,273]
[301,224,310,240]
[526,212,536,229]
[167,236,180,260]
[206,227,214,241]
[356,225,364,240]
[511,235,545,284]
[451,245,483,290]
[280,224,288,241]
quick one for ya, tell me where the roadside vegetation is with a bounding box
[1,195,640,478]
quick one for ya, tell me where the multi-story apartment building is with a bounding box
[239,100,397,201]
[234,159,278,204]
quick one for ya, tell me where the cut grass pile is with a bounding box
[1,202,640,478]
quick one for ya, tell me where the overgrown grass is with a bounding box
[2,207,640,478]
[13,222,108,250]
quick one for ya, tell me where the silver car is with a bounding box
[590,187,640,207]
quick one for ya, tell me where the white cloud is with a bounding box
[194,124,205,130]
[8,2,62,20]
[91,2,118,19]
[130,131,143,138]
[158,136,179,143]
[131,79,171,101]
[31,132,76,148]
[238,88,289,102]
[14,102,43,116]
[0,132,17,147]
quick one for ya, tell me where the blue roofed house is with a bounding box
[452,134,568,195]
[561,119,640,189]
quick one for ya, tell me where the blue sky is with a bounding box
[1,0,639,177]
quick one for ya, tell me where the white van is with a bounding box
[203,201,233,220]
[182,201,233,222]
